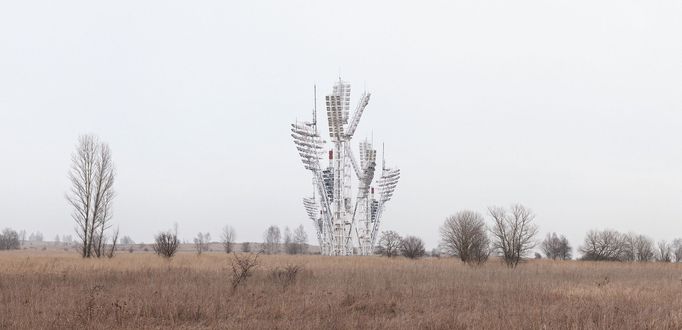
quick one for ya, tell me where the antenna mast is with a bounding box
[313,85,317,129]
[291,79,400,256]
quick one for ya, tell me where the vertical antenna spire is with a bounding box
[382,142,386,172]
[313,84,317,129]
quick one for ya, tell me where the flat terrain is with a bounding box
[1,251,682,329]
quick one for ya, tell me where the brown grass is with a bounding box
[1,251,682,329]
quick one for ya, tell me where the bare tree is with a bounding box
[29,231,43,242]
[242,241,251,253]
[541,233,572,260]
[283,225,309,254]
[579,229,625,261]
[120,235,135,245]
[105,227,119,258]
[618,233,655,262]
[672,238,682,263]
[656,240,672,262]
[62,234,73,245]
[0,228,20,250]
[263,225,281,254]
[193,232,211,255]
[489,205,539,268]
[293,225,308,254]
[154,231,179,258]
[66,135,116,258]
[400,235,426,259]
[221,225,236,253]
[18,230,26,247]
[284,227,295,254]
[376,230,402,257]
[440,210,490,265]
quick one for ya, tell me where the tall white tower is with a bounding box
[291,79,400,256]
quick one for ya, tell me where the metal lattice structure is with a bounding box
[291,79,400,256]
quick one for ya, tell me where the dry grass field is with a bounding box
[1,251,682,329]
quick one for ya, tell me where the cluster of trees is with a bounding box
[149,223,311,259]
[437,205,539,268]
[376,230,426,259]
[193,232,211,255]
[263,225,308,254]
[578,229,682,262]
[541,233,572,260]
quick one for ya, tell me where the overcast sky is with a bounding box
[1,1,681,250]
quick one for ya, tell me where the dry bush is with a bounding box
[230,253,259,289]
[153,232,179,258]
[269,264,303,291]
[399,236,425,259]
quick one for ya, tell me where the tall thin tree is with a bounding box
[66,135,116,258]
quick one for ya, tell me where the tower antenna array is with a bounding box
[291,78,401,256]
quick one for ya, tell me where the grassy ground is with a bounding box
[1,251,682,329]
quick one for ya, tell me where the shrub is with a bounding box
[153,232,179,258]
[400,236,426,259]
[230,253,259,289]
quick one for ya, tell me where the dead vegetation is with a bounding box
[230,252,259,289]
[269,264,303,292]
[1,251,682,329]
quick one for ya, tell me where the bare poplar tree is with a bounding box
[263,225,281,254]
[221,225,236,253]
[105,227,119,258]
[489,204,539,268]
[18,230,26,246]
[440,211,490,265]
[283,227,295,254]
[293,225,308,254]
[66,135,116,258]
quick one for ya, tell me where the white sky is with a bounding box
[1,0,681,250]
